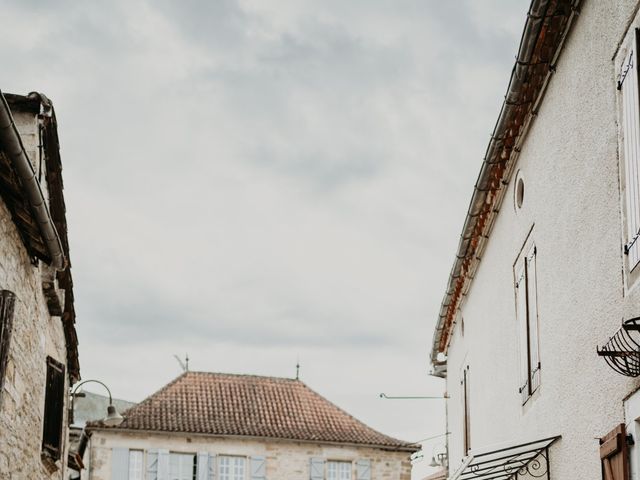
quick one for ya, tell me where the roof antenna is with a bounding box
[295,357,300,380]
[174,354,189,373]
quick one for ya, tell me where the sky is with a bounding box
[4,1,529,478]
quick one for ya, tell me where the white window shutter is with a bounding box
[146,449,159,480]
[208,453,217,480]
[515,260,529,403]
[622,30,640,269]
[157,449,170,480]
[310,458,325,480]
[526,245,541,393]
[356,459,370,480]
[111,448,129,480]
[250,456,266,480]
[196,452,210,480]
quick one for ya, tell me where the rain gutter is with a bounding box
[0,90,66,270]
[430,0,581,375]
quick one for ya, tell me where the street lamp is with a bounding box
[70,379,124,427]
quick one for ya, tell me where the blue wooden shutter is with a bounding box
[157,449,170,480]
[251,456,266,480]
[0,291,16,401]
[146,449,159,480]
[208,453,217,480]
[197,452,209,480]
[112,448,129,480]
[515,259,529,403]
[310,458,324,480]
[356,459,370,480]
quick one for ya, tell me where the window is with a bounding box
[129,450,144,480]
[327,461,351,480]
[219,456,246,480]
[42,356,65,460]
[0,290,16,397]
[514,239,540,403]
[620,29,640,273]
[170,452,196,480]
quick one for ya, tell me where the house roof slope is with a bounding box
[91,371,418,452]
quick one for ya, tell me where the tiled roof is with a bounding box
[92,372,417,451]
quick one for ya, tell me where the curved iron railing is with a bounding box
[597,317,640,377]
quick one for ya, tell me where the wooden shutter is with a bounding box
[251,456,266,480]
[0,291,16,398]
[356,459,371,480]
[196,452,209,480]
[42,356,65,460]
[157,449,170,480]
[526,245,541,393]
[462,367,471,455]
[208,453,216,480]
[515,260,529,403]
[147,449,159,480]
[622,30,640,269]
[600,424,630,480]
[310,458,325,480]
[112,447,130,480]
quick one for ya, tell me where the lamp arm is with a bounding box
[70,379,114,414]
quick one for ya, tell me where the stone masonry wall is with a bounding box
[87,430,412,480]
[0,110,70,479]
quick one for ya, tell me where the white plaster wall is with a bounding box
[87,430,413,480]
[445,0,640,478]
[0,110,71,479]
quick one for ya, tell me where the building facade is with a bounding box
[430,0,640,479]
[87,372,416,480]
[0,91,79,478]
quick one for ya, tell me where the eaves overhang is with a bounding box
[430,0,582,372]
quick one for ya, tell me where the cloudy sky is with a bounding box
[5,1,529,477]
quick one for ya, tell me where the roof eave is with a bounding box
[430,0,582,368]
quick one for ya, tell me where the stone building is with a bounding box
[86,372,417,480]
[0,91,79,478]
[429,0,640,479]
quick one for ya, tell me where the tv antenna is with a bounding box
[174,354,189,373]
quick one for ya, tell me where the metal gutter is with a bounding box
[0,90,66,270]
[430,0,582,374]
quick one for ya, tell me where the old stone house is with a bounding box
[429,0,640,479]
[0,91,79,478]
[86,372,416,480]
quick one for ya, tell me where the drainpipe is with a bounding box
[0,91,66,270]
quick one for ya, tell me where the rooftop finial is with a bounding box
[296,358,300,380]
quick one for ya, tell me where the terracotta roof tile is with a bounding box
[93,372,417,451]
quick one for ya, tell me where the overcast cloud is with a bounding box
[3,1,528,478]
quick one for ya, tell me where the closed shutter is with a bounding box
[208,453,216,480]
[356,459,370,480]
[462,367,470,455]
[310,458,325,480]
[42,356,65,460]
[112,448,130,480]
[526,245,541,393]
[146,449,159,480]
[515,260,529,402]
[197,452,210,480]
[157,449,170,480]
[251,456,266,480]
[600,424,630,480]
[622,29,640,269]
[0,290,16,398]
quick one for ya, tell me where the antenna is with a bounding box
[174,354,189,373]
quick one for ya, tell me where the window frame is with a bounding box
[327,460,352,480]
[129,449,145,480]
[218,455,247,480]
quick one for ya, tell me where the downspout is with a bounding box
[0,90,66,270]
